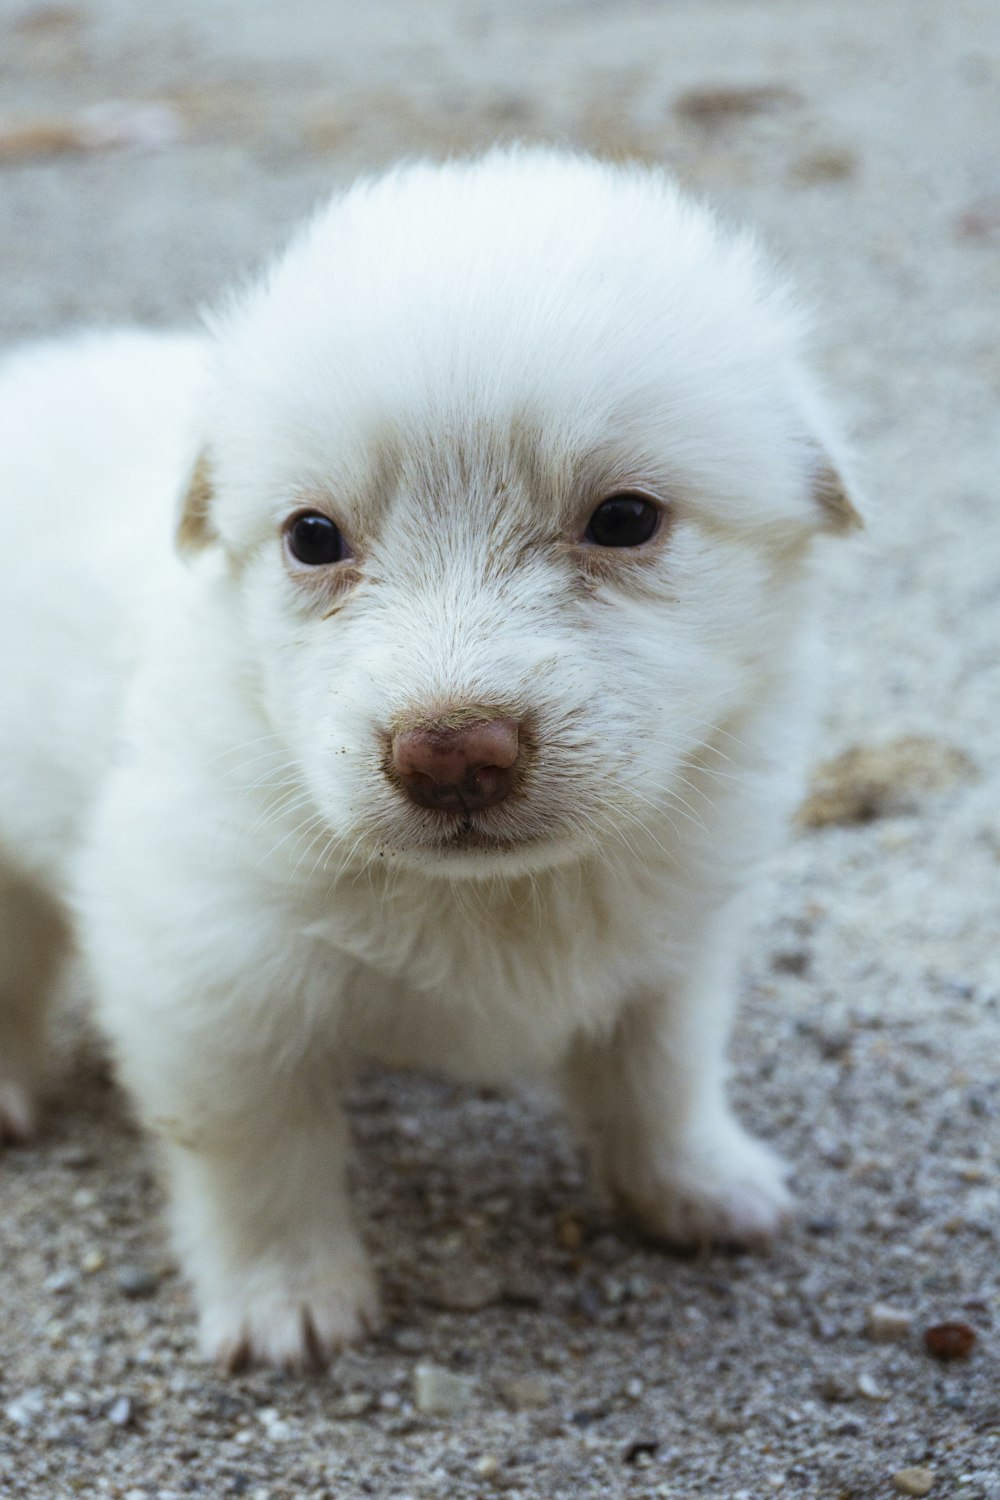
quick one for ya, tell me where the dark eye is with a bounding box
[585,493,661,548]
[286,512,348,566]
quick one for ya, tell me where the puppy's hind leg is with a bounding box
[0,867,69,1142]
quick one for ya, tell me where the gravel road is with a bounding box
[1,2,998,1496]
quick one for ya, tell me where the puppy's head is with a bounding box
[182,150,860,878]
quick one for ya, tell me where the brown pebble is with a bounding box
[499,1375,550,1411]
[555,1210,586,1250]
[13,5,86,36]
[923,1320,976,1360]
[790,148,857,184]
[0,118,89,159]
[798,737,977,828]
[674,83,801,125]
[0,104,180,162]
[955,195,1000,241]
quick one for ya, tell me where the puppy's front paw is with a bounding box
[200,1259,382,1372]
[613,1120,792,1248]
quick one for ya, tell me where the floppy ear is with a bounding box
[811,451,864,534]
[176,450,217,555]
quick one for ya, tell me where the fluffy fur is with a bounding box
[0,149,859,1369]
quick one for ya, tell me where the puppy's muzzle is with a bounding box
[391,714,521,813]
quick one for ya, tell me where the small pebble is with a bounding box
[857,1371,890,1402]
[389,1327,427,1354]
[258,1407,294,1440]
[867,1303,914,1342]
[117,1265,159,1299]
[334,1389,373,1418]
[771,947,811,976]
[58,1145,96,1169]
[44,1269,76,1294]
[818,1373,855,1403]
[412,1362,476,1416]
[923,1320,976,1360]
[710,1411,746,1434]
[501,1273,545,1307]
[499,1375,550,1411]
[806,1216,839,1237]
[5,1389,46,1428]
[623,1439,660,1465]
[422,1267,502,1312]
[555,1210,585,1250]
[893,1467,936,1497]
[107,1396,133,1427]
[790,147,856,184]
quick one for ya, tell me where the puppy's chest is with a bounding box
[309,867,671,1077]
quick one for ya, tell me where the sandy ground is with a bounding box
[1,1,999,1497]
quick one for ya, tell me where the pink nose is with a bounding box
[392,716,521,812]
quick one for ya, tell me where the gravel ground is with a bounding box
[1,2,999,1497]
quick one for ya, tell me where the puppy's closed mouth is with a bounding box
[382,792,575,868]
[408,804,548,853]
[430,825,537,855]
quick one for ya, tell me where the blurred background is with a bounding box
[2,3,999,1498]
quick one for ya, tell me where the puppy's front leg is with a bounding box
[160,1064,380,1370]
[563,941,791,1247]
[146,1033,382,1372]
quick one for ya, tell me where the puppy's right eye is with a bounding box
[286,512,349,566]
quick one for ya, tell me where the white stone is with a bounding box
[412,1362,476,1416]
[867,1302,914,1342]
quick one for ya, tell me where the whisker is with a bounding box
[256,808,331,869]
[247,789,318,842]
[623,780,708,835]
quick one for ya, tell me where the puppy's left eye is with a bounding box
[285,511,349,566]
[585,493,661,548]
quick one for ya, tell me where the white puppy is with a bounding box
[0,149,860,1369]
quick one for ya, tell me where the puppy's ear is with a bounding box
[795,380,864,535]
[811,451,864,535]
[176,451,217,555]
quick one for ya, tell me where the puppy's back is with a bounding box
[0,330,206,887]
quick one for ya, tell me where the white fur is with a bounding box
[0,149,855,1368]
